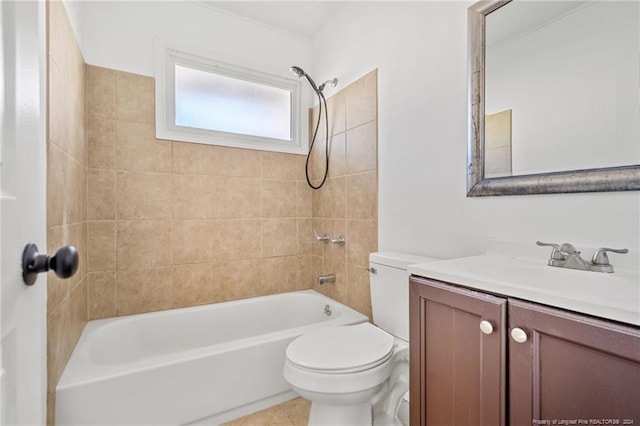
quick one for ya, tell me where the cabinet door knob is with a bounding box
[511,327,528,343]
[479,320,494,335]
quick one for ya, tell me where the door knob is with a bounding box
[22,243,79,286]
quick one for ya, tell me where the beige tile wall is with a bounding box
[47,29,376,419]
[46,1,88,424]
[309,70,378,319]
[85,65,314,319]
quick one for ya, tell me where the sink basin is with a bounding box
[408,253,640,326]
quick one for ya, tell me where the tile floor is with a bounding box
[222,397,410,426]
[222,398,311,426]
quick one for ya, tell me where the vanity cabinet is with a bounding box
[409,276,640,426]
[508,299,640,425]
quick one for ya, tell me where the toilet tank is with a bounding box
[369,252,438,342]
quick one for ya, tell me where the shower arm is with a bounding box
[318,78,338,93]
[290,66,337,95]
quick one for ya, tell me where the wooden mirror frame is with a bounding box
[467,0,640,197]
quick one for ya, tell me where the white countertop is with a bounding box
[408,241,640,326]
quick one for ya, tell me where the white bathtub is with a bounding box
[56,290,367,425]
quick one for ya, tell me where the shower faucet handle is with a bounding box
[313,229,330,243]
[330,235,345,246]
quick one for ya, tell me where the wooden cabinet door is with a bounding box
[409,277,507,426]
[509,299,640,425]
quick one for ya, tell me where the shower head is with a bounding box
[290,65,319,93]
[290,66,339,95]
[290,66,305,78]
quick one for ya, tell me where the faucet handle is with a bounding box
[591,247,629,266]
[537,241,572,267]
[330,235,345,246]
[313,229,330,243]
[536,241,564,260]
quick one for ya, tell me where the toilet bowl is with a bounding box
[284,252,437,426]
[284,323,407,426]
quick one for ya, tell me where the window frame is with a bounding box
[155,42,306,154]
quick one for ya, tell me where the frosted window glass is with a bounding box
[174,65,292,141]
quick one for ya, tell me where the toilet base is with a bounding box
[291,383,382,426]
[308,401,372,426]
[283,332,410,426]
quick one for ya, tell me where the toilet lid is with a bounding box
[286,323,395,373]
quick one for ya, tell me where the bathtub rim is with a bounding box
[57,289,368,390]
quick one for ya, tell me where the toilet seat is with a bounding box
[286,323,394,374]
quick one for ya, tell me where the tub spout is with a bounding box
[317,274,336,285]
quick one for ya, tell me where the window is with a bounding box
[155,42,305,154]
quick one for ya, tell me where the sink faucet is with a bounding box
[536,241,628,273]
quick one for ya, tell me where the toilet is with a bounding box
[283,252,437,426]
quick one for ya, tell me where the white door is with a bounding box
[0,0,48,425]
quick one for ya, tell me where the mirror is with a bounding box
[467,0,640,196]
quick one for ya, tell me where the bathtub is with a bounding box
[56,290,367,425]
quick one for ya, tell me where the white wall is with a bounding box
[312,2,640,268]
[63,1,313,83]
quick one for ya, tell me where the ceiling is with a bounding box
[486,1,592,49]
[199,1,347,39]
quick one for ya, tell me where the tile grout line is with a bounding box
[170,140,175,309]
[113,71,119,317]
